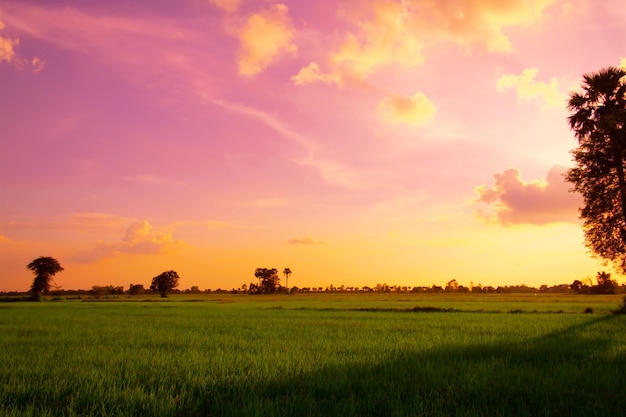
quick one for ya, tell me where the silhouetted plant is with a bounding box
[282,268,292,291]
[150,270,180,297]
[566,67,626,273]
[613,296,626,314]
[27,256,64,301]
[254,268,280,294]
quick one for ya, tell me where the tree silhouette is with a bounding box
[27,256,64,300]
[254,268,280,294]
[283,268,292,290]
[150,270,180,297]
[566,66,626,272]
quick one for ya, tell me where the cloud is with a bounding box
[209,0,240,14]
[296,0,556,87]
[330,1,425,81]
[287,237,324,245]
[414,0,556,53]
[0,19,44,72]
[71,220,184,263]
[473,166,581,226]
[378,92,436,126]
[0,21,18,64]
[213,98,378,188]
[236,4,297,76]
[292,62,341,87]
[497,68,565,108]
[0,234,11,244]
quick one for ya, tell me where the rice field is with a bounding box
[1,293,625,416]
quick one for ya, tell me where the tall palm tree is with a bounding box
[283,268,292,290]
[27,256,64,300]
[566,66,626,271]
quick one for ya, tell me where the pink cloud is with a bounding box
[473,166,582,226]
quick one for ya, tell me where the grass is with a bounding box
[1,293,625,416]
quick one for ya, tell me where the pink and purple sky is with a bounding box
[1,0,624,291]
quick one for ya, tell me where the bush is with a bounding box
[612,296,626,314]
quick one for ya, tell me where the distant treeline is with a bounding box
[2,273,624,297]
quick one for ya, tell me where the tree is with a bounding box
[592,271,617,294]
[150,270,180,297]
[445,279,459,292]
[570,279,583,293]
[27,256,64,300]
[283,268,292,289]
[566,67,626,272]
[254,268,280,294]
[128,284,145,295]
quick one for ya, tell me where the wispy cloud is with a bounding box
[287,236,324,245]
[473,166,581,226]
[5,213,132,235]
[0,234,11,244]
[121,174,189,186]
[212,98,376,188]
[209,0,241,14]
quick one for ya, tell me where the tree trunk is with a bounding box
[612,136,626,244]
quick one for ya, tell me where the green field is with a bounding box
[1,293,625,416]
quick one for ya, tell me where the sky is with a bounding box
[1,0,625,292]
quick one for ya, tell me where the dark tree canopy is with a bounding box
[27,256,64,299]
[566,66,626,273]
[254,268,280,294]
[150,270,180,297]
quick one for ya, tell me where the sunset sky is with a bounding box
[1,0,625,292]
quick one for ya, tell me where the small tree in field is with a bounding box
[150,270,180,297]
[27,256,64,301]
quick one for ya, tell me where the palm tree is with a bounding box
[27,256,64,300]
[566,66,626,272]
[283,268,292,290]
